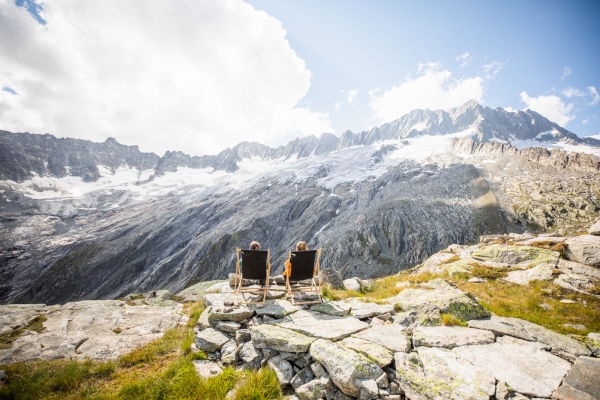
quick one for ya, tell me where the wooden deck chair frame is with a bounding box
[234,248,271,305]
[284,249,322,305]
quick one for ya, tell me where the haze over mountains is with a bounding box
[1,100,600,305]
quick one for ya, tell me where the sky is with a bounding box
[0,0,599,157]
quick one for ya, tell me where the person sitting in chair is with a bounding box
[240,241,261,270]
[283,241,308,277]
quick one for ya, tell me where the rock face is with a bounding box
[471,244,559,267]
[0,300,184,364]
[565,235,600,267]
[553,356,600,400]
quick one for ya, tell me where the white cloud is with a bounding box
[368,62,484,124]
[561,87,585,97]
[0,0,332,156]
[504,106,515,112]
[520,92,575,127]
[483,60,504,79]
[589,86,600,105]
[561,66,572,79]
[455,52,472,68]
[347,89,358,103]
[334,101,342,111]
[583,119,589,125]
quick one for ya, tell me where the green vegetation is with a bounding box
[0,315,47,350]
[440,313,467,327]
[0,300,283,400]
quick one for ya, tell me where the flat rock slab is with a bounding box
[0,301,184,364]
[471,244,559,267]
[557,258,600,280]
[250,299,302,319]
[176,280,226,302]
[504,264,554,285]
[194,328,230,353]
[553,356,600,400]
[251,324,315,353]
[208,306,254,322]
[352,325,410,353]
[273,310,369,341]
[565,235,600,267]
[385,284,490,322]
[193,360,223,378]
[310,301,351,316]
[412,326,495,349]
[453,337,571,398]
[340,337,393,367]
[330,298,394,319]
[309,338,383,398]
[398,346,496,400]
[420,252,460,274]
[467,316,535,341]
[517,319,592,361]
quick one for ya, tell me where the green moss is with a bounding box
[471,244,559,266]
[0,315,47,350]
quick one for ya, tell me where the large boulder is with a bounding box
[192,360,223,378]
[330,298,394,320]
[321,269,346,290]
[553,356,600,400]
[467,316,535,341]
[557,259,600,280]
[565,235,600,267]
[250,299,302,319]
[504,264,554,285]
[339,337,393,367]
[471,244,559,267]
[250,324,315,353]
[309,339,383,398]
[396,346,496,400]
[239,341,262,369]
[453,336,571,398]
[268,355,295,385]
[351,325,411,353]
[412,326,495,349]
[208,306,254,323]
[385,279,490,323]
[589,219,600,236]
[420,252,459,274]
[273,310,369,341]
[343,278,361,292]
[517,319,592,361]
[194,328,230,353]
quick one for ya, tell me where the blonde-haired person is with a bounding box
[283,241,308,277]
[240,241,261,271]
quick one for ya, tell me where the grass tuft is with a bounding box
[233,367,283,400]
[440,313,467,327]
[0,315,47,350]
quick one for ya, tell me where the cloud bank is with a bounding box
[368,62,484,124]
[0,0,331,156]
[520,92,575,127]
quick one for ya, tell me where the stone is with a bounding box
[250,324,316,353]
[517,319,592,361]
[268,355,294,385]
[235,329,251,345]
[412,326,495,349]
[504,264,554,285]
[397,346,496,400]
[290,367,315,389]
[321,269,345,290]
[340,337,393,367]
[176,280,226,303]
[309,301,350,317]
[194,327,230,353]
[453,336,571,398]
[294,353,312,368]
[208,306,254,323]
[331,299,394,320]
[358,379,378,400]
[250,299,302,319]
[0,369,7,382]
[296,378,326,400]
[554,274,597,295]
[273,310,369,341]
[553,356,600,400]
[239,342,262,369]
[352,325,411,353]
[310,362,329,379]
[343,278,361,292]
[215,321,241,334]
[197,306,212,330]
[309,339,383,398]
[420,252,460,274]
[376,372,388,388]
[557,258,600,280]
[385,282,490,323]
[193,360,223,378]
[471,244,559,267]
[220,340,239,365]
[587,332,600,356]
[467,316,535,341]
[395,281,411,289]
[203,293,237,307]
[261,348,278,359]
[467,277,486,283]
[565,235,600,267]
[495,381,510,400]
[589,220,600,235]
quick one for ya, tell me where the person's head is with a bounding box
[249,241,260,250]
[296,241,308,251]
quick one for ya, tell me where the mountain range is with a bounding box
[1,100,599,305]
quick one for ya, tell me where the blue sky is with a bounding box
[247,0,600,136]
[0,0,598,156]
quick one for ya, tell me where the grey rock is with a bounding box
[0,370,7,382]
[216,321,241,334]
[565,235,600,267]
[220,340,239,365]
[251,324,315,353]
[587,332,600,356]
[295,378,326,400]
[290,367,315,389]
[239,342,262,369]
[309,339,383,398]
[321,269,345,290]
[340,337,393,367]
[193,360,223,378]
[343,278,361,292]
[268,355,295,385]
[208,306,254,323]
[310,362,329,379]
[518,318,592,361]
[495,381,510,400]
[420,252,459,274]
[375,371,388,388]
[352,325,411,353]
[194,328,230,353]
[558,258,600,280]
[358,379,378,400]
[467,316,535,341]
[309,301,350,317]
[553,356,600,400]
[332,298,394,320]
[453,336,571,398]
[589,219,600,235]
[261,348,279,359]
[467,277,486,283]
[273,310,369,341]
[504,264,554,285]
[235,329,251,345]
[412,326,495,349]
[471,244,560,267]
[197,306,212,330]
[250,299,302,319]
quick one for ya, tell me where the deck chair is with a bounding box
[234,248,271,305]
[284,249,322,305]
